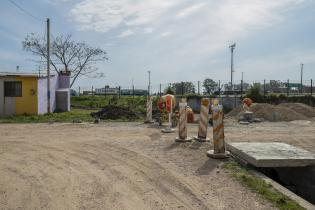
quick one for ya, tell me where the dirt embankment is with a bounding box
[227,103,315,122]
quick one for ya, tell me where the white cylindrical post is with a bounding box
[161,95,175,133]
[176,102,192,142]
[207,99,229,158]
[194,98,210,142]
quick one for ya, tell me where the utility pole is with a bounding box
[132,78,135,98]
[47,18,51,114]
[229,43,236,91]
[148,70,151,96]
[300,63,304,94]
[241,72,244,97]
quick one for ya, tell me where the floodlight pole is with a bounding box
[229,43,236,91]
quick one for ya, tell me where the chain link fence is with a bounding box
[72,79,314,97]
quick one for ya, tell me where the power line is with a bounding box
[7,0,44,22]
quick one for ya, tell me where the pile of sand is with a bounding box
[227,103,315,122]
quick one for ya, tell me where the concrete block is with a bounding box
[227,142,315,167]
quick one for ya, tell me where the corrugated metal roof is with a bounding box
[0,72,55,78]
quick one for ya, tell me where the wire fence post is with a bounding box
[263,79,266,98]
[181,81,184,96]
[104,86,106,97]
[92,86,94,96]
[118,86,121,98]
[311,79,313,96]
[218,80,221,96]
[241,79,243,98]
[132,85,135,98]
[159,84,162,97]
[287,79,290,97]
[78,86,80,96]
[198,81,200,95]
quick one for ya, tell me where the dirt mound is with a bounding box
[227,103,312,122]
[278,103,315,118]
[91,105,137,120]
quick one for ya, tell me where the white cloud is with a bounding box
[176,2,207,19]
[143,27,154,34]
[117,29,135,38]
[69,0,305,58]
[70,0,179,32]
[160,31,172,37]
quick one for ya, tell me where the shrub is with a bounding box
[246,84,264,102]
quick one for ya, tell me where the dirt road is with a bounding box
[1,121,305,210]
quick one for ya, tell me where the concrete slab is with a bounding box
[226,142,315,167]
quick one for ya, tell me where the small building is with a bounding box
[95,86,119,95]
[121,89,148,96]
[0,71,70,117]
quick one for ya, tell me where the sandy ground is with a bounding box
[1,120,314,210]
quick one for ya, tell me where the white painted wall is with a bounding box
[37,75,58,114]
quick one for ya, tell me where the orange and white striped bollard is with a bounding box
[145,97,154,123]
[194,98,210,142]
[207,99,229,158]
[175,101,192,142]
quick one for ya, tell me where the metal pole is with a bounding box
[218,80,221,96]
[198,81,200,95]
[241,79,243,98]
[287,79,290,97]
[264,79,266,98]
[300,63,304,94]
[148,70,151,97]
[229,43,236,91]
[181,81,184,96]
[311,79,313,96]
[78,86,80,96]
[119,86,121,98]
[159,83,162,97]
[104,86,106,97]
[46,18,51,113]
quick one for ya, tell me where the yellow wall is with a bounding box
[15,77,38,115]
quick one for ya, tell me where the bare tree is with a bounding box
[23,33,108,87]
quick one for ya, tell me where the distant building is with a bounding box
[121,89,148,96]
[0,71,70,116]
[95,86,119,95]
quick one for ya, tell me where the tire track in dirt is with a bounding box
[0,140,210,210]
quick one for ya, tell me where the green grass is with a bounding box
[71,95,147,114]
[0,109,95,123]
[0,95,151,123]
[224,161,305,210]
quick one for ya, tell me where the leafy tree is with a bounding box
[203,78,217,94]
[246,84,264,102]
[164,86,175,95]
[171,82,195,95]
[23,33,108,87]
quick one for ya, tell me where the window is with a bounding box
[4,81,22,97]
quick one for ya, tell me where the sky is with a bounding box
[0,0,314,90]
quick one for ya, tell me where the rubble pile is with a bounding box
[91,105,137,120]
